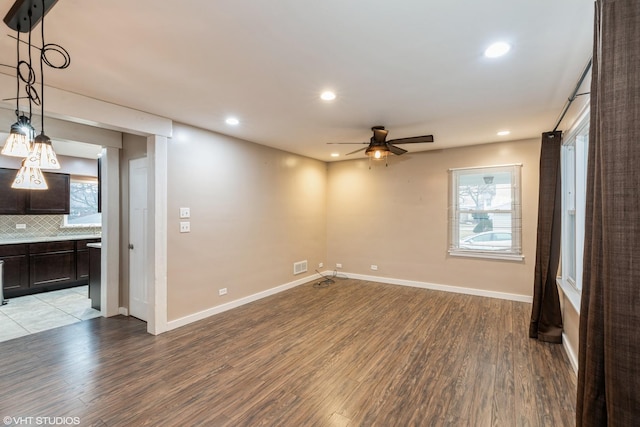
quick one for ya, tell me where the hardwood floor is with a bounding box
[0,279,577,426]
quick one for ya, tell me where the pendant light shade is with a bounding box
[24,132,60,169]
[12,159,48,190]
[2,116,35,157]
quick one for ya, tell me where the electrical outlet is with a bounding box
[180,221,190,233]
[318,262,323,268]
[219,288,227,296]
[179,207,191,218]
[336,263,342,269]
[371,265,378,271]
[15,223,26,229]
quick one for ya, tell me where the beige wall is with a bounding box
[166,123,327,321]
[119,133,148,308]
[326,138,541,298]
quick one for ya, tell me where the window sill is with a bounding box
[556,277,581,314]
[448,250,524,262]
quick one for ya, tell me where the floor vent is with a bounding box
[293,260,308,275]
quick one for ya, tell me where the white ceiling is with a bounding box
[0,0,594,162]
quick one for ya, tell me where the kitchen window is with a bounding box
[62,175,101,228]
[448,164,523,260]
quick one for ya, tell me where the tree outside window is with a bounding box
[64,176,101,227]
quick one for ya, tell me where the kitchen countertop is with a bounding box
[0,234,102,245]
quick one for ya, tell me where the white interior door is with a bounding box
[129,157,148,321]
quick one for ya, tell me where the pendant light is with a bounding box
[12,158,48,190]
[1,27,35,157]
[2,115,35,157]
[24,0,61,170]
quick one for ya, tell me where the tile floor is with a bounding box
[0,286,101,343]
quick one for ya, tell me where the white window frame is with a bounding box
[61,175,102,228]
[559,108,589,312]
[448,164,523,261]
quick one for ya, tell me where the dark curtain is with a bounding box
[529,131,563,343]
[576,1,640,426]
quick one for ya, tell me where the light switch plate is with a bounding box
[179,207,190,218]
[180,221,190,233]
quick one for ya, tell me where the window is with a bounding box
[62,175,101,228]
[449,164,523,260]
[561,110,589,292]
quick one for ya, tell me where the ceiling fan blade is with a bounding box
[387,144,408,155]
[346,147,367,156]
[372,127,388,143]
[387,135,434,144]
[326,142,369,145]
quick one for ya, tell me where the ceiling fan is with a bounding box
[328,126,434,159]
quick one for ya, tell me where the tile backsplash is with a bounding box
[0,215,101,240]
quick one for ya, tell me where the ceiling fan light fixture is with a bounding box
[365,145,389,159]
[2,116,35,157]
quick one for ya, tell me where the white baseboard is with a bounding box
[345,272,533,303]
[166,273,324,331]
[562,332,579,374]
[165,271,532,332]
[118,307,129,316]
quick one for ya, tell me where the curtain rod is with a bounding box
[552,57,593,133]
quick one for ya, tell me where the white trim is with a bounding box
[0,74,172,138]
[448,250,524,261]
[148,136,168,335]
[166,273,321,331]
[562,332,579,374]
[100,147,120,317]
[448,163,523,171]
[557,277,581,315]
[334,272,533,303]
[118,307,129,316]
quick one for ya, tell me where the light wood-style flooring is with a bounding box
[0,279,576,426]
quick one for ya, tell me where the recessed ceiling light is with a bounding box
[484,42,511,58]
[320,91,336,101]
[497,130,511,136]
[331,153,340,157]
[225,117,240,125]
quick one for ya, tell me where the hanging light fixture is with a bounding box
[2,21,35,157]
[23,0,66,170]
[2,115,35,157]
[12,158,48,190]
[2,0,70,189]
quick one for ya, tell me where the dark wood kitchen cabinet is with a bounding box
[0,167,70,215]
[26,172,70,214]
[75,239,100,280]
[0,244,29,293]
[28,241,76,288]
[0,168,26,215]
[1,238,100,298]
